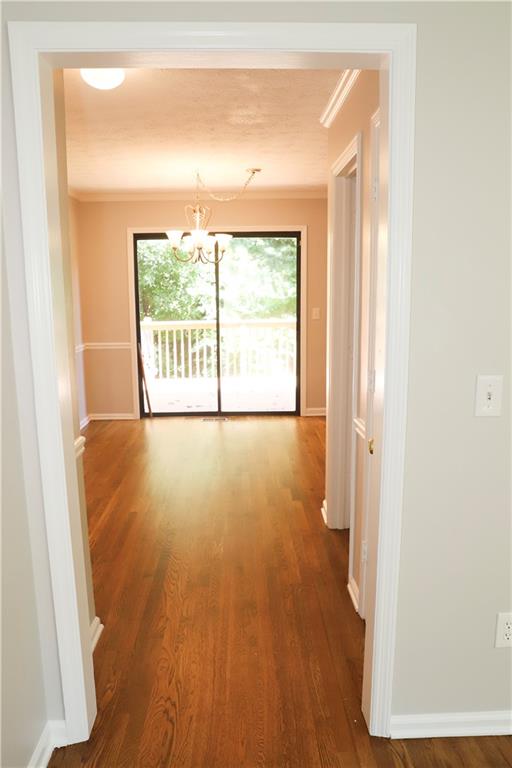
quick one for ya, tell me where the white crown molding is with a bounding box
[390,710,512,739]
[320,69,361,128]
[69,186,328,203]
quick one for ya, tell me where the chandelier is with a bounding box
[165,168,261,264]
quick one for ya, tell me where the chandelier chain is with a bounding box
[196,168,261,202]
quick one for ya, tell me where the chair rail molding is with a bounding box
[7,19,416,743]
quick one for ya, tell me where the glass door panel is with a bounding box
[135,236,218,414]
[218,234,299,413]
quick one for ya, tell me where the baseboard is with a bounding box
[79,415,90,430]
[90,616,104,652]
[28,720,67,767]
[347,577,360,613]
[321,499,328,524]
[88,413,136,421]
[390,710,512,739]
[303,407,326,416]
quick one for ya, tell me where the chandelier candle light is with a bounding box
[166,168,261,264]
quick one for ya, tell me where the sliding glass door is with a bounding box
[134,232,300,416]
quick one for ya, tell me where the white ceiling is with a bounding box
[63,68,340,196]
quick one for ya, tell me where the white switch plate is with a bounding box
[312,307,321,320]
[475,375,503,417]
[495,612,512,647]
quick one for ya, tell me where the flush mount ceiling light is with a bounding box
[166,168,261,264]
[80,68,125,90]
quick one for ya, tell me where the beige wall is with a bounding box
[328,70,380,592]
[72,196,328,415]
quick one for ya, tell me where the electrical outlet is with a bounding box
[495,613,512,647]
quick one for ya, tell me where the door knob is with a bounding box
[368,438,375,455]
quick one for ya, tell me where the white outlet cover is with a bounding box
[495,612,512,648]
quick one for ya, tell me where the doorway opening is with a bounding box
[134,231,301,416]
[8,19,416,747]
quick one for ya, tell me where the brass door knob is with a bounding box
[368,438,375,455]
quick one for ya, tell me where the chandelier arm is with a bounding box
[196,168,261,202]
[173,249,196,263]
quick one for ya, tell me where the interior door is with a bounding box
[217,232,300,414]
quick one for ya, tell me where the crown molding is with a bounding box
[68,186,327,203]
[319,69,361,128]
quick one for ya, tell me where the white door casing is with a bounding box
[358,108,382,621]
[7,21,416,742]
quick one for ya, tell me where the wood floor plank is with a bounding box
[49,417,510,768]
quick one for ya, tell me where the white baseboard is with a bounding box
[303,407,326,416]
[88,413,136,421]
[90,615,104,652]
[79,415,90,430]
[390,710,512,739]
[347,576,360,613]
[28,720,67,768]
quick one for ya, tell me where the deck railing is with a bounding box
[140,318,296,380]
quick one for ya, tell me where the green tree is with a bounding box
[136,240,214,320]
[136,235,297,321]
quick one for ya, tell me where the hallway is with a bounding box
[50,418,512,767]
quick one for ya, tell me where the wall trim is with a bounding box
[74,343,85,354]
[74,435,86,459]
[303,407,326,416]
[90,616,104,653]
[320,69,361,128]
[390,711,512,739]
[88,413,136,421]
[70,186,327,202]
[28,720,67,768]
[347,576,360,613]
[83,342,132,350]
[321,498,328,525]
[353,416,366,439]
[79,416,90,431]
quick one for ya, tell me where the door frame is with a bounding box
[131,229,304,417]
[358,108,382,621]
[324,133,362,533]
[7,20,416,742]
[128,225,308,417]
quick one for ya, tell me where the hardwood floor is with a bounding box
[50,417,512,768]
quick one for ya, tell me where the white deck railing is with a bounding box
[140,318,296,380]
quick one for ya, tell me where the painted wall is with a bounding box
[1,265,48,768]
[328,69,379,593]
[2,3,510,759]
[71,196,328,415]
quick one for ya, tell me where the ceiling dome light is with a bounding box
[80,68,125,90]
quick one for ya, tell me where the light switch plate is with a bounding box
[475,375,503,417]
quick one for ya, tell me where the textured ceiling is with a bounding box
[63,68,340,195]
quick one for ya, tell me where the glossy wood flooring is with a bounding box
[50,417,512,768]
